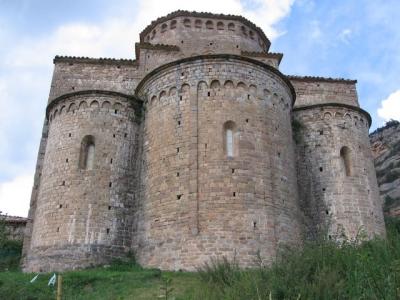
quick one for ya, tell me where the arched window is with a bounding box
[249,30,254,39]
[224,121,237,158]
[170,20,177,29]
[340,146,351,176]
[195,19,202,28]
[183,18,191,28]
[79,135,95,170]
[241,26,247,36]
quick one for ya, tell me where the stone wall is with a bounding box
[293,105,385,239]
[22,118,49,260]
[49,58,141,102]
[136,55,301,270]
[23,92,142,272]
[1,215,27,241]
[290,77,359,108]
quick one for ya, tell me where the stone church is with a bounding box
[22,11,385,272]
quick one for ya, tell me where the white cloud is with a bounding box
[339,28,352,44]
[0,173,33,217]
[378,90,400,122]
[310,20,322,39]
[5,0,295,68]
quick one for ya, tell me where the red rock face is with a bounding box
[370,122,400,217]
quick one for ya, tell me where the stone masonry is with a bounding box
[22,11,385,272]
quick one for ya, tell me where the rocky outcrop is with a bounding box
[370,120,400,216]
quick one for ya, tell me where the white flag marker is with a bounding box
[48,273,57,286]
[30,274,39,283]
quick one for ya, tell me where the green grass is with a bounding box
[0,263,201,299]
[1,218,400,299]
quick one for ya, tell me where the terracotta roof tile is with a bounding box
[287,75,357,84]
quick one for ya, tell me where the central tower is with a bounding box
[135,54,301,270]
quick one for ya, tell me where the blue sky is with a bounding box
[0,0,399,217]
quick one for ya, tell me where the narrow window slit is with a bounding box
[224,121,236,158]
[340,146,352,176]
[79,135,95,170]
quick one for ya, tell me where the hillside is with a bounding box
[370,120,400,216]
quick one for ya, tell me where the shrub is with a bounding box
[0,216,22,271]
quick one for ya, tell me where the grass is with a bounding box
[1,218,400,299]
[0,262,200,299]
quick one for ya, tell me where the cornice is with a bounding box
[46,90,142,118]
[293,103,372,127]
[135,53,296,105]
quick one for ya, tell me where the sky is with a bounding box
[0,0,399,217]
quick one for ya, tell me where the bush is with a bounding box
[0,239,22,271]
[0,216,22,271]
